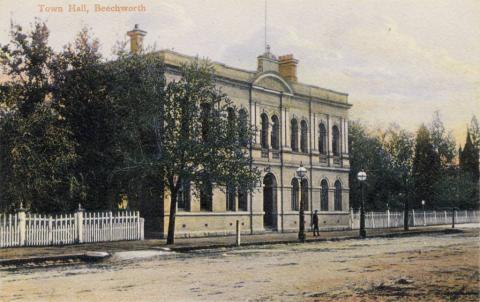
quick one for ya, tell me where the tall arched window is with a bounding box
[291,178,299,211]
[177,179,191,211]
[301,178,309,211]
[226,184,236,211]
[291,119,298,151]
[261,113,269,149]
[238,109,248,147]
[321,179,329,211]
[332,125,340,156]
[300,120,308,153]
[319,123,327,155]
[334,180,342,211]
[271,115,279,150]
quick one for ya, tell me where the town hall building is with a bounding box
[127,25,352,237]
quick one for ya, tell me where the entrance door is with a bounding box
[263,173,277,230]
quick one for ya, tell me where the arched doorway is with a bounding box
[263,173,277,230]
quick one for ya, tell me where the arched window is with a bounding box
[177,179,191,211]
[200,180,213,211]
[291,178,299,211]
[226,184,236,211]
[271,115,279,150]
[238,109,248,147]
[332,126,340,156]
[319,123,327,155]
[238,187,248,211]
[321,179,329,211]
[301,178,309,211]
[261,113,269,149]
[300,120,308,153]
[291,119,298,151]
[334,180,342,211]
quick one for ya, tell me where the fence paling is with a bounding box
[351,210,480,230]
[0,210,144,248]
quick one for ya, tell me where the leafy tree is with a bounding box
[412,124,441,208]
[468,115,480,149]
[433,166,477,209]
[460,131,479,179]
[112,57,259,244]
[52,28,120,210]
[0,20,78,212]
[429,111,456,168]
[380,124,415,210]
[459,130,479,207]
[106,51,167,222]
[349,121,393,211]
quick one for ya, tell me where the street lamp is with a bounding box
[357,170,367,239]
[296,164,307,242]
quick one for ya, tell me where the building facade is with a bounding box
[128,27,352,238]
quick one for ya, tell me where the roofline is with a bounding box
[155,49,349,97]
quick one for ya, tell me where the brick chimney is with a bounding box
[127,24,147,54]
[278,54,298,82]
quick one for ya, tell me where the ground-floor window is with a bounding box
[226,184,236,211]
[238,187,248,211]
[291,178,299,211]
[177,179,191,211]
[200,181,213,211]
[301,179,309,211]
[321,180,328,211]
[334,180,342,211]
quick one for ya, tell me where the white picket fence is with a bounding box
[351,209,480,229]
[0,210,144,248]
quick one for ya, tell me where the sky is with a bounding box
[1,0,479,144]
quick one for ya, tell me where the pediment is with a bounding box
[253,73,293,94]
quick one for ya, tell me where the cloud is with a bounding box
[0,0,478,142]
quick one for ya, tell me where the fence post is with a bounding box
[17,203,26,246]
[444,211,447,224]
[452,208,455,228]
[108,211,113,241]
[48,215,53,244]
[136,211,141,240]
[434,211,437,225]
[387,209,390,228]
[412,209,416,227]
[236,220,241,246]
[76,204,84,243]
[350,208,354,229]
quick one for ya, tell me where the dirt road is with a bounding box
[1,229,479,301]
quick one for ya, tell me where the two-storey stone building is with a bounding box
[128,26,352,237]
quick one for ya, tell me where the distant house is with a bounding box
[128,25,352,237]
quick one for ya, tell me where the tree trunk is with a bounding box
[166,181,178,245]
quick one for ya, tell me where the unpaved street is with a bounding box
[1,228,479,301]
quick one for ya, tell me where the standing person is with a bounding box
[312,210,320,237]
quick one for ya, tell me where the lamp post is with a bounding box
[421,200,426,226]
[296,164,307,242]
[357,170,367,239]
